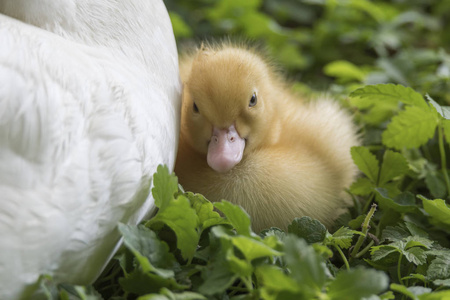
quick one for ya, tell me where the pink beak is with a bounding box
[207,124,245,173]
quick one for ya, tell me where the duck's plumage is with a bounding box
[175,44,358,232]
[0,1,181,298]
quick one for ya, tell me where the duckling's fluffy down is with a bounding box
[175,43,359,232]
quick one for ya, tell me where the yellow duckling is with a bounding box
[175,43,359,232]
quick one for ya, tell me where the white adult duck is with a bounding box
[0,0,181,299]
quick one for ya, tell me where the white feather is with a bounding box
[0,1,181,298]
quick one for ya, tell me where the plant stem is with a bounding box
[355,240,374,259]
[397,253,404,285]
[362,193,375,215]
[351,203,377,258]
[334,245,350,270]
[438,124,450,197]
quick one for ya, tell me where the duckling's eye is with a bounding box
[193,102,199,113]
[249,93,257,107]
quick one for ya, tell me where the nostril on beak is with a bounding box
[230,136,235,142]
[213,136,219,143]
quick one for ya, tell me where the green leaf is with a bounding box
[287,217,327,244]
[118,224,175,278]
[351,146,380,182]
[147,195,199,260]
[324,60,366,82]
[418,196,450,226]
[119,270,187,296]
[404,247,427,265]
[214,200,252,236]
[425,171,447,199]
[152,165,179,211]
[256,265,300,294]
[138,288,207,300]
[325,227,361,249]
[283,236,327,296]
[419,290,450,300]
[390,283,417,299]
[404,236,433,250]
[381,226,410,242]
[382,106,438,150]
[375,189,417,213]
[198,256,238,296]
[185,192,228,230]
[350,84,427,108]
[370,245,399,261]
[327,268,389,300]
[427,96,450,120]
[226,247,253,277]
[350,177,375,196]
[427,256,450,280]
[378,150,409,185]
[231,236,282,261]
[433,278,450,287]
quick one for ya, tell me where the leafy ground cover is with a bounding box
[37,1,450,299]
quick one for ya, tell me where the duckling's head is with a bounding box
[181,45,278,173]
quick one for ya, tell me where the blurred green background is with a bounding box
[165,0,450,100]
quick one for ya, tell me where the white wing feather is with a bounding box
[0,2,180,298]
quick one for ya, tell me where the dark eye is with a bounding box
[193,102,199,113]
[249,92,257,107]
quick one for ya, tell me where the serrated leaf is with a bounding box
[351,146,380,182]
[404,247,427,265]
[375,189,417,213]
[287,217,327,244]
[382,106,438,150]
[404,236,433,250]
[427,256,450,280]
[418,196,450,226]
[381,226,410,242]
[326,227,361,249]
[379,150,409,185]
[350,84,427,108]
[350,177,375,196]
[152,165,179,211]
[370,245,399,261]
[214,200,252,236]
[147,195,199,260]
[185,192,228,230]
[118,224,175,278]
[327,268,389,300]
[405,222,429,239]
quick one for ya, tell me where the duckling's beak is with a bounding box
[207,124,245,173]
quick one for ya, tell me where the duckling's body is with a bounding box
[175,44,358,232]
